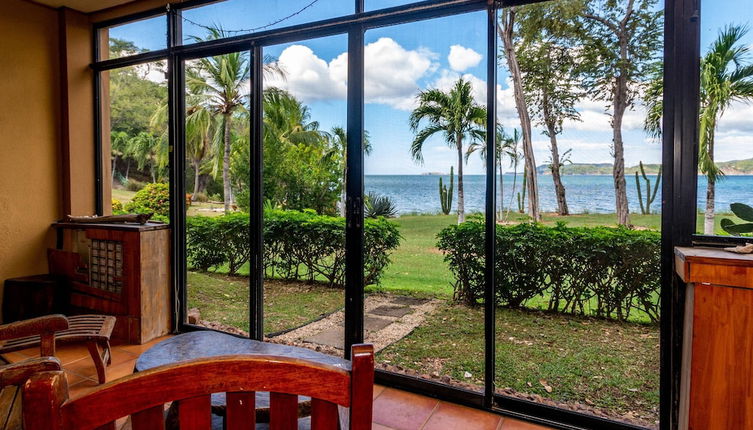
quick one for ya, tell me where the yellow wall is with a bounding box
[0,0,62,319]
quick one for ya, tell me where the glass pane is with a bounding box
[103,61,169,221]
[260,35,347,356]
[183,51,251,335]
[180,0,353,45]
[696,0,753,236]
[364,12,487,392]
[494,1,662,428]
[100,15,167,60]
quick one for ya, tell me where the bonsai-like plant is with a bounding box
[721,203,753,235]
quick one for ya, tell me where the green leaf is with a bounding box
[730,203,753,222]
[721,218,753,235]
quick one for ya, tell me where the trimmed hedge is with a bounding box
[186,210,401,287]
[437,222,660,322]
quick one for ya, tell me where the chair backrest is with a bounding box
[23,344,374,430]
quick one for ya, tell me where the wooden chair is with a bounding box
[0,357,61,430]
[22,344,375,430]
[0,314,116,384]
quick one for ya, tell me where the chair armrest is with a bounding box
[0,357,61,388]
[0,315,69,342]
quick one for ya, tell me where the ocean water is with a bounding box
[364,174,753,215]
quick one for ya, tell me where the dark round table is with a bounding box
[135,331,350,428]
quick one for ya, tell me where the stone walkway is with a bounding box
[271,295,440,353]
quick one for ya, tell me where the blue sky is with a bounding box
[109,0,753,174]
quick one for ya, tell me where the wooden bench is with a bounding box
[0,315,115,384]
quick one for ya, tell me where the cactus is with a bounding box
[439,166,454,215]
[517,168,527,214]
[721,203,753,235]
[634,161,662,215]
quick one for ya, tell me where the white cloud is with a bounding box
[265,38,438,110]
[363,37,438,109]
[447,45,482,72]
[264,45,346,101]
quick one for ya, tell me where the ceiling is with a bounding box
[27,0,141,13]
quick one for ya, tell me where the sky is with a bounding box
[109,0,753,175]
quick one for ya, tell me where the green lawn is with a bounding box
[186,271,343,334]
[378,303,659,424]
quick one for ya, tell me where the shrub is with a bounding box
[186,210,401,285]
[112,199,123,212]
[365,192,398,218]
[125,183,170,216]
[192,192,209,203]
[437,222,660,322]
[125,179,145,192]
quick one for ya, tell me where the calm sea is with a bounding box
[364,174,753,215]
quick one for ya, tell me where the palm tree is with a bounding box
[127,132,168,183]
[327,126,372,217]
[699,25,753,234]
[466,124,517,217]
[185,35,249,213]
[409,78,486,224]
[644,25,753,234]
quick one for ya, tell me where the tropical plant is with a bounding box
[439,166,454,215]
[466,124,518,217]
[505,128,523,219]
[326,126,372,217]
[699,25,753,234]
[634,161,661,215]
[499,8,541,221]
[578,0,663,226]
[186,28,251,214]
[721,203,753,235]
[127,131,168,183]
[258,88,341,214]
[365,192,398,218]
[409,78,486,224]
[644,25,753,234]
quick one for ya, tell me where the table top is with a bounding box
[136,331,349,425]
[135,330,350,372]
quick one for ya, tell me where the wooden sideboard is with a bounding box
[675,246,753,430]
[49,222,172,344]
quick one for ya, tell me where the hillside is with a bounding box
[535,158,753,175]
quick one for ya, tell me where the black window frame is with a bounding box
[90,0,704,429]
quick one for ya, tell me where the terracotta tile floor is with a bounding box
[4,339,552,430]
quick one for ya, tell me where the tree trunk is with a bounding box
[111,155,118,183]
[124,159,131,181]
[192,161,201,202]
[223,113,233,213]
[456,135,465,224]
[499,161,504,217]
[612,77,631,226]
[340,166,347,217]
[507,161,519,219]
[543,100,568,216]
[500,9,540,222]
[704,175,716,235]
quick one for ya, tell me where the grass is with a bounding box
[378,303,659,422]
[186,271,343,334]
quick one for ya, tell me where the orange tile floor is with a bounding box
[4,338,551,430]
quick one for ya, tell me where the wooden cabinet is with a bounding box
[675,247,753,430]
[50,222,172,344]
